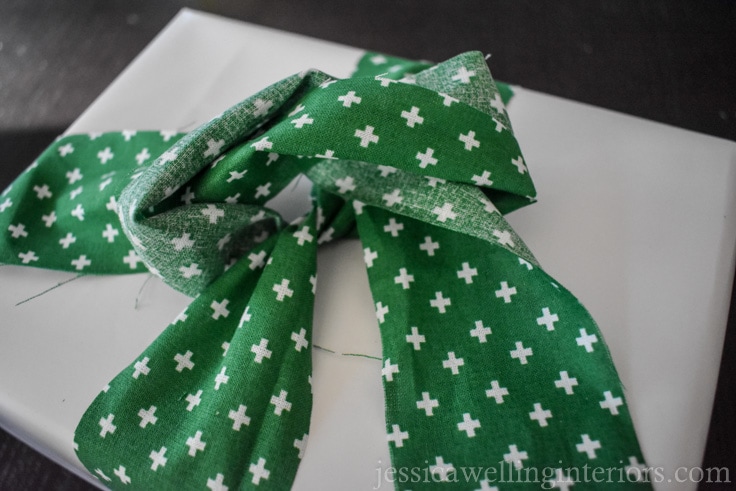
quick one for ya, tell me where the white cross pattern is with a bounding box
[172,232,195,251]
[529,403,552,427]
[419,236,439,256]
[335,175,356,193]
[206,473,227,491]
[472,170,494,186]
[251,136,273,151]
[0,198,12,213]
[138,406,158,428]
[248,251,267,270]
[430,291,451,313]
[101,223,119,243]
[491,230,516,250]
[394,268,414,289]
[174,351,195,372]
[186,390,202,411]
[406,326,425,350]
[123,250,142,269]
[71,203,85,221]
[252,98,274,117]
[492,117,506,132]
[8,223,28,239]
[180,187,195,204]
[382,358,399,381]
[94,469,111,482]
[576,434,601,459]
[201,204,225,224]
[430,456,455,482]
[18,250,39,264]
[555,371,578,395]
[210,299,230,319]
[229,404,251,430]
[112,466,130,485]
[625,456,647,482]
[425,176,446,187]
[227,170,247,183]
[438,92,459,106]
[401,106,424,127]
[214,367,229,390]
[42,211,56,227]
[457,262,478,284]
[600,390,623,415]
[486,380,509,403]
[135,148,151,165]
[383,218,404,236]
[377,165,397,177]
[249,458,270,485]
[490,93,506,113]
[416,391,439,416]
[363,247,378,267]
[338,91,362,107]
[416,147,438,168]
[203,138,225,157]
[179,263,203,278]
[387,424,410,447]
[66,168,83,184]
[186,430,206,456]
[432,202,457,222]
[495,281,517,303]
[442,352,464,375]
[459,131,480,151]
[512,156,528,174]
[576,328,598,352]
[270,390,292,415]
[536,307,559,331]
[272,279,294,301]
[548,469,575,491]
[291,113,314,128]
[149,446,168,471]
[470,320,492,343]
[251,339,273,364]
[98,413,116,438]
[457,413,481,437]
[33,184,52,199]
[382,188,403,207]
[376,302,389,324]
[132,357,150,378]
[291,328,309,351]
[58,143,74,156]
[354,125,379,147]
[504,444,529,470]
[97,147,114,164]
[294,434,308,459]
[510,341,533,364]
[70,186,83,200]
[452,66,476,83]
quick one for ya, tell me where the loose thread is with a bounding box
[313,343,380,361]
[135,274,155,310]
[15,274,84,306]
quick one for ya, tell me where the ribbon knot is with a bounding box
[118,51,535,297]
[0,51,651,489]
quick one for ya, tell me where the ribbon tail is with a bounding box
[355,205,652,490]
[74,217,318,490]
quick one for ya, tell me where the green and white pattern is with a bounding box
[0,52,650,490]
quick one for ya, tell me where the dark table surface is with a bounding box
[1,1,734,489]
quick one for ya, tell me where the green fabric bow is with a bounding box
[0,52,651,490]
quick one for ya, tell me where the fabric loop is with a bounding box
[118,51,536,297]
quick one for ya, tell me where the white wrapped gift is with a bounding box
[1,9,735,490]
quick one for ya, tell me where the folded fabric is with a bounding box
[0,51,651,490]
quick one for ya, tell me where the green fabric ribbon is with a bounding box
[0,52,651,490]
